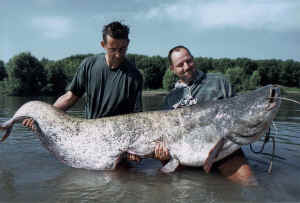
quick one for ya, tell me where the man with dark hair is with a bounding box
[24,21,142,120]
[25,21,141,119]
[23,21,143,161]
[51,21,143,118]
[157,45,257,185]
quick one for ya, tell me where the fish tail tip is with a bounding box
[0,131,11,142]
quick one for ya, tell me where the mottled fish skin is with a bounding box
[0,85,281,172]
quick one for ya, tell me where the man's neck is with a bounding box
[105,55,122,69]
[175,71,203,88]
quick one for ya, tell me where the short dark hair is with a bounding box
[168,45,193,66]
[102,21,130,43]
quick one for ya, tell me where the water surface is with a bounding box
[0,93,300,202]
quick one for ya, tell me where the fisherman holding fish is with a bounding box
[157,45,257,185]
[22,21,146,161]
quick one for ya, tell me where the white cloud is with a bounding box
[141,0,300,31]
[31,16,73,39]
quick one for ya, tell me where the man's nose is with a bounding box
[183,62,191,71]
[114,51,122,58]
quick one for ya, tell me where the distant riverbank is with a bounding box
[142,86,300,97]
[281,86,300,94]
[142,89,168,96]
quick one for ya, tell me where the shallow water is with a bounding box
[0,93,300,203]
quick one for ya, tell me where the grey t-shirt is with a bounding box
[164,71,234,109]
[67,53,143,119]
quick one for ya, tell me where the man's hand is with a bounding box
[126,153,141,162]
[22,118,36,131]
[154,142,170,162]
[126,141,171,163]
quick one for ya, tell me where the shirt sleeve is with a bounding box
[66,60,87,97]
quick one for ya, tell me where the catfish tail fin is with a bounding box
[0,116,32,142]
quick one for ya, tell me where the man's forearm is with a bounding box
[53,91,79,111]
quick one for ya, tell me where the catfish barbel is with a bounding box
[0,85,281,173]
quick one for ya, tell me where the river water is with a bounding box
[0,92,300,203]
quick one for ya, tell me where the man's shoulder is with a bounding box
[204,72,230,84]
[82,53,103,65]
[78,54,97,66]
[206,72,227,80]
[78,54,105,72]
[204,72,235,97]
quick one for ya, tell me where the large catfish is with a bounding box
[0,85,281,173]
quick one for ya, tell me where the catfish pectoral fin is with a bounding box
[160,158,179,173]
[203,137,226,173]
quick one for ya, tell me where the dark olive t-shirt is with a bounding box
[67,54,143,119]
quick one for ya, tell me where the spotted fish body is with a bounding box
[0,85,281,172]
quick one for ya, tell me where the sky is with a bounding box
[1,0,300,63]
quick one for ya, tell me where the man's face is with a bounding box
[101,35,129,69]
[170,48,196,83]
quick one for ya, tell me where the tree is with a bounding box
[225,66,245,92]
[5,52,47,96]
[257,59,281,86]
[194,57,214,73]
[40,57,54,68]
[235,58,257,75]
[0,60,7,80]
[58,54,93,82]
[248,70,261,90]
[212,58,235,73]
[278,60,300,87]
[42,61,68,96]
[137,56,167,89]
[163,68,178,90]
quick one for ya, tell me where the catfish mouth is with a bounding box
[266,85,280,111]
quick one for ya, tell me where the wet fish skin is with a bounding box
[0,85,280,172]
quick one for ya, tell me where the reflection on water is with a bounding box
[0,93,300,202]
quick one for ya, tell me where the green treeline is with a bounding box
[0,52,300,96]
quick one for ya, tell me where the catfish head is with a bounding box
[222,85,281,145]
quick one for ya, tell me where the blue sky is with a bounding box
[1,0,299,63]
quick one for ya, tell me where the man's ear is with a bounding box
[100,41,105,48]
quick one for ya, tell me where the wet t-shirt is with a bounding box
[67,53,143,119]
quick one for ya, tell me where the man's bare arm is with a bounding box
[216,149,258,186]
[53,91,79,111]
